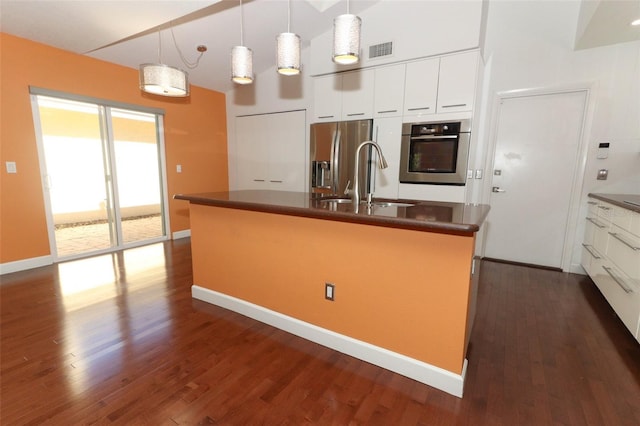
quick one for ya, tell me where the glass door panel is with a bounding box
[110,109,164,244]
[37,98,117,257]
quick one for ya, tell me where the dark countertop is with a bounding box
[174,190,490,235]
[588,193,640,214]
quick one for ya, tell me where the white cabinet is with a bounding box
[236,111,306,192]
[341,69,374,120]
[436,51,478,114]
[403,58,439,118]
[313,75,342,122]
[371,117,402,199]
[582,197,640,343]
[374,64,405,118]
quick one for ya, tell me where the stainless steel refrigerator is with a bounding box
[310,119,373,198]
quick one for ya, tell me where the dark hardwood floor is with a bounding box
[1,238,639,425]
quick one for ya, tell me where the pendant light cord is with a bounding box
[287,0,291,33]
[240,0,245,46]
[347,0,350,14]
[170,24,205,69]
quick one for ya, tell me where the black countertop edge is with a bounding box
[588,193,640,214]
[174,191,490,236]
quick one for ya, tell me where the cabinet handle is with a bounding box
[318,115,334,119]
[608,232,640,250]
[346,113,365,116]
[586,217,606,229]
[597,205,611,211]
[269,180,283,183]
[581,243,601,259]
[441,103,467,108]
[602,266,634,293]
[407,107,430,111]
[377,109,398,114]
[587,201,598,205]
[253,179,265,182]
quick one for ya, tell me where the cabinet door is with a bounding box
[313,75,341,122]
[236,115,269,190]
[436,51,478,114]
[374,64,405,118]
[341,69,374,120]
[268,110,306,192]
[372,117,402,199]
[403,58,439,118]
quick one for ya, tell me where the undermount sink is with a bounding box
[318,198,414,208]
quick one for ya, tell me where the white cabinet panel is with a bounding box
[436,51,478,114]
[236,111,306,192]
[313,75,341,122]
[403,58,439,118]
[372,117,402,199]
[341,69,375,120]
[374,64,405,118]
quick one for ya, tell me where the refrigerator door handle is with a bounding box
[331,128,341,195]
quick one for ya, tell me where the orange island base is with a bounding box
[174,190,490,398]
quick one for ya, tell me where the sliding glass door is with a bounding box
[32,94,168,260]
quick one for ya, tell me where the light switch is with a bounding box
[5,161,17,174]
[475,169,483,179]
[176,164,182,173]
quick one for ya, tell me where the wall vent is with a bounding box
[368,41,393,59]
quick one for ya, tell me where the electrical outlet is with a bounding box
[325,283,335,301]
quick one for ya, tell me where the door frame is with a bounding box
[29,88,170,262]
[479,83,596,272]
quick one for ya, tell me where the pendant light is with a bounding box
[276,0,301,75]
[231,0,253,84]
[139,32,189,97]
[332,0,361,65]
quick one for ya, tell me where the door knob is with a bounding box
[492,186,506,193]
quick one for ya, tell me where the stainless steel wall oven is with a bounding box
[399,119,471,185]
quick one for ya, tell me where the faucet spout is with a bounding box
[352,141,388,207]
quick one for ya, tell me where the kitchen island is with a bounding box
[174,190,490,397]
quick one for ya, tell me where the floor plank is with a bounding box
[1,239,639,424]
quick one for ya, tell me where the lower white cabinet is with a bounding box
[582,197,640,342]
[236,111,306,192]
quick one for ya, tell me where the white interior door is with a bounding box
[483,90,587,269]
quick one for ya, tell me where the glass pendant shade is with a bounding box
[231,46,253,84]
[332,14,361,65]
[277,32,301,75]
[139,63,189,97]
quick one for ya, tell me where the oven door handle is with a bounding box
[410,135,458,140]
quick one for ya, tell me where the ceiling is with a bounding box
[1,0,638,94]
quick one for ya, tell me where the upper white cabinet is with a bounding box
[374,64,405,118]
[313,75,342,122]
[236,111,306,192]
[436,51,479,114]
[341,69,375,120]
[403,58,439,118]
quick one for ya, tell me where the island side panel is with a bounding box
[190,204,476,375]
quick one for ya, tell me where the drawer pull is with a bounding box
[608,232,640,251]
[253,179,265,182]
[269,180,283,183]
[586,217,606,229]
[587,201,598,205]
[597,205,611,211]
[346,113,365,117]
[407,107,430,111]
[602,266,634,294]
[581,243,601,259]
[318,115,334,119]
[441,103,467,108]
[377,109,398,114]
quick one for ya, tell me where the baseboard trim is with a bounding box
[0,255,53,276]
[172,229,191,240]
[192,285,467,398]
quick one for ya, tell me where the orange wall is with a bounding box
[190,204,476,375]
[0,33,228,264]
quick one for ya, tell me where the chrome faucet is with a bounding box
[352,141,388,206]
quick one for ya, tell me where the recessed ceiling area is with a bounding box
[575,0,640,50]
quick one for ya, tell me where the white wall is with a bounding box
[474,0,640,273]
